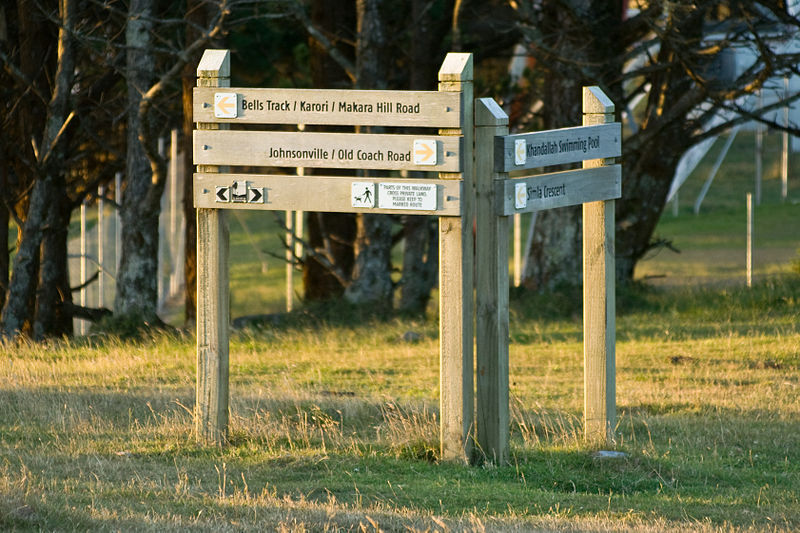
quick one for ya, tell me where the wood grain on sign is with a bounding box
[194,173,461,216]
[194,130,461,172]
[496,122,621,171]
[497,165,621,215]
[193,87,462,127]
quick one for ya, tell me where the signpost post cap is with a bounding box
[198,49,230,78]
[439,53,473,81]
[583,86,614,114]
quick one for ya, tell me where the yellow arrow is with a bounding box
[216,95,235,116]
[415,142,435,163]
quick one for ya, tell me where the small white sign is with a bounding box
[215,186,230,203]
[514,182,527,210]
[378,182,437,211]
[231,180,248,202]
[247,187,265,203]
[214,92,238,119]
[514,139,526,166]
[413,139,437,166]
[352,182,376,208]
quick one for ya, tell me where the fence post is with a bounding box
[438,53,474,462]
[475,98,510,464]
[582,86,616,444]
[747,192,753,287]
[196,49,230,445]
[98,185,105,308]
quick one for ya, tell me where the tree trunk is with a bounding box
[397,0,445,314]
[615,7,704,281]
[2,0,74,338]
[303,0,357,301]
[116,0,164,322]
[522,0,623,290]
[0,158,8,313]
[398,216,438,313]
[34,177,72,339]
[344,0,394,309]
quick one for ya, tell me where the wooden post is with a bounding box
[98,185,105,308]
[513,213,521,287]
[285,210,294,312]
[196,49,230,445]
[582,86,616,444]
[115,172,122,276]
[475,98,510,464]
[80,200,88,336]
[782,76,789,202]
[755,90,763,206]
[438,53,473,462]
[747,192,753,288]
[170,128,179,296]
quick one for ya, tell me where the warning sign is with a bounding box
[378,182,437,211]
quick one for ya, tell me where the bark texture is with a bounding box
[116,0,165,322]
[1,0,74,337]
[522,0,624,289]
[344,0,394,309]
[302,0,357,301]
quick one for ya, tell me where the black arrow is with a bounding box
[216,187,229,202]
[248,187,263,203]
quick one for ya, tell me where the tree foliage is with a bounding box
[512,0,800,286]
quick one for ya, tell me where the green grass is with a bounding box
[2,276,799,531]
[636,130,800,286]
[3,129,800,531]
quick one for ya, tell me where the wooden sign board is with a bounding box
[497,123,621,172]
[194,130,461,172]
[497,164,621,215]
[194,173,462,216]
[194,87,462,128]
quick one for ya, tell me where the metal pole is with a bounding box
[170,128,179,295]
[513,213,521,287]
[747,193,753,288]
[286,211,293,312]
[782,76,789,202]
[755,90,763,206]
[80,201,88,335]
[115,172,122,276]
[98,186,105,308]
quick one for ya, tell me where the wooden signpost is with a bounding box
[474,88,621,463]
[194,49,620,465]
[194,49,475,463]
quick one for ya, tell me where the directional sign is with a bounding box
[194,130,461,172]
[195,87,461,127]
[247,187,264,203]
[498,165,621,215]
[214,93,237,119]
[215,186,229,203]
[194,173,461,216]
[514,139,526,166]
[514,182,527,209]
[413,140,438,166]
[497,123,621,171]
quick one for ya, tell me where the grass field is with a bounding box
[2,131,799,531]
